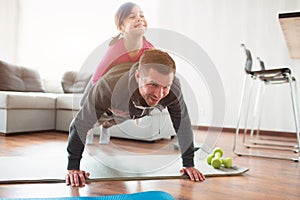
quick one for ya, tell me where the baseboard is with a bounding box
[192,125,297,139]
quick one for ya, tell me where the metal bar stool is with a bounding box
[233,44,300,161]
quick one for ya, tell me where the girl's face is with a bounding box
[119,6,147,35]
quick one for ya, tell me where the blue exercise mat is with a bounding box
[0,191,174,200]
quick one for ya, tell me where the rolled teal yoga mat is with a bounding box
[0,191,174,200]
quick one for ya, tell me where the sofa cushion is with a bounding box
[0,60,45,92]
[0,91,56,109]
[55,93,83,110]
[61,71,92,93]
[42,78,64,93]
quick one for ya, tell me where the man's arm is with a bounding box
[65,85,99,187]
[166,78,194,167]
[166,78,205,182]
[67,80,111,170]
[66,79,112,186]
[67,85,98,170]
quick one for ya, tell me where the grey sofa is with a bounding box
[0,60,90,134]
[0,60,175,141]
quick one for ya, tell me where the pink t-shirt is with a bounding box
[92,37,154,85]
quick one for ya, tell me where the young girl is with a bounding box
[91,2,154,85]
[84,2,154,144]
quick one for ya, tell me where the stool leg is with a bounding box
[255,82,266,139]
[249,80,264,141]
[289,77,300,161]
[234,76,248,154]
[234,76,253,153]
[242,76,257,144]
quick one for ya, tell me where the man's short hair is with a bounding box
[138,49,176,75]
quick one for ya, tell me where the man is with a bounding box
[66,49,205,187]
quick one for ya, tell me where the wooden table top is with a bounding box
[279,11,300,59]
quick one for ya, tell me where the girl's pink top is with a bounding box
[92,37,154,85]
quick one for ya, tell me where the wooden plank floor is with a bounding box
[0,130,299,199]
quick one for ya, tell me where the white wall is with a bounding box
[0,0,20,62]
[2,0,300,132]
[15,0,160,80]
[155,0,300,132]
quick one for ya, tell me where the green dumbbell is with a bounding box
[207,147,223,165]
[222,157,232,168]
[207,147,223,169]
[206,154,214,165]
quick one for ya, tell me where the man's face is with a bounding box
[135,68,174,107]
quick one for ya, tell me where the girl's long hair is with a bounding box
[109,2,139,46]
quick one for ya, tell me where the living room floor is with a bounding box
[0,130,299,199]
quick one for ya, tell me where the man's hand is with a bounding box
[65,170,90,187]
[180,167,205,182]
